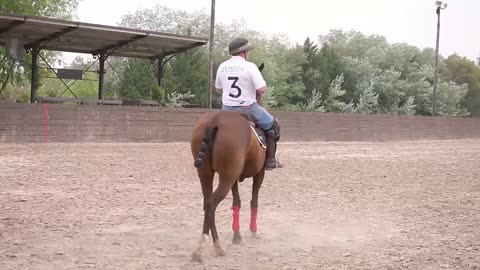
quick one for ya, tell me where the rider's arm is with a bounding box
[250,63,267,95]
[256,92,264,107]
[256,86,267,95]
[253,66,267,106]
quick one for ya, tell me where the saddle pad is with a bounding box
[250,125,267,149]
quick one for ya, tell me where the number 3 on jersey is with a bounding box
[228,76,242,98]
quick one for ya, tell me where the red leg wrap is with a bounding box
[232,206,240,232]
[250,208,258,232]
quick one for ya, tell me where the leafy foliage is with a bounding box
[165,91,195,107]
[0,0,80,100]
[1,3,479,118]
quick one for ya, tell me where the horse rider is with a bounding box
[214,37,283,170]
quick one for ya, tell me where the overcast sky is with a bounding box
[73,0,479,61]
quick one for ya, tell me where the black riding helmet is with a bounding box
[228,37,255,55]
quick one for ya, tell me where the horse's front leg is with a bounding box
[231,181,242,244]
[250,170,265,238]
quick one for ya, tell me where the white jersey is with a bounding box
[215,56,266,106]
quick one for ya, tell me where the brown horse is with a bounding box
[190,109,279,262]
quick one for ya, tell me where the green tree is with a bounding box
[343,56,381,103]
[298,89,323,112]
[298,38,344,105]
[119,5,212,106]
[323,73,348,112]
[0,0,79,19]
[404,64,435,115]
[354,83,379,114]
[0,0,80,101]
[434,81,469,116]
[109,6,474,116]
[118,59,158,100]
[243,35,307,109]
[445,54,480,117]
[319,29,389,61]
[163,48,208,107]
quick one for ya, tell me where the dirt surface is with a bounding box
[1,140,479,270]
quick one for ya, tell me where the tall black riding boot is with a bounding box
[264,124,283,170]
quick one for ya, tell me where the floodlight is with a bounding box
[435,1,448,9]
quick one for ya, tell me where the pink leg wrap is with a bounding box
[231,206,240,232]
[250,208,258,232]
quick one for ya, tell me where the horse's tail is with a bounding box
[194,126,218,168]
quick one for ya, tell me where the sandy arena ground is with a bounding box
[0,140,479,270]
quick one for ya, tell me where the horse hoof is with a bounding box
[251,232,261,239]
[191,251,203,263]
[232,235,243,245]
[232,231,242,244]
[214,242,226,256]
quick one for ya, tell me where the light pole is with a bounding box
[432,0,447,116]
[207,0,216,109]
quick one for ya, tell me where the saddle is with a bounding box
[239,113,255,126]
[239,113,267,149]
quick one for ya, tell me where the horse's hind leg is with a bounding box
[250,170,265,238]
[210,176,235,256]
[192,168,214,263]
[231,181,242,244]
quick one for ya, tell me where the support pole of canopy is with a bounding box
[30,48,40,103]
[98,53,107,100]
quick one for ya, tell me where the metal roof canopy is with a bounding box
[0,15,208,103]
[0,15,208,59]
